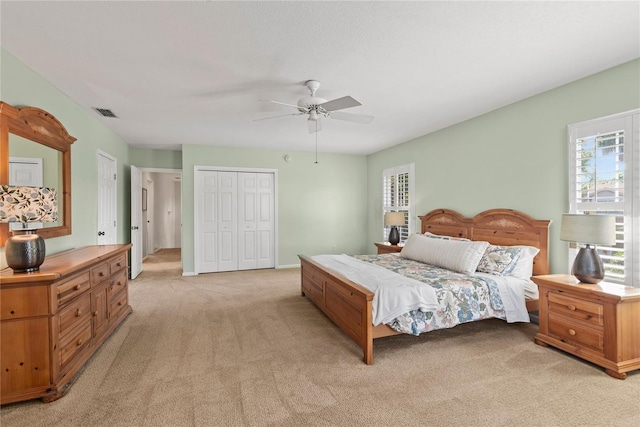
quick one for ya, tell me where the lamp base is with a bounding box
[572,245,604,284]
[388,226,400,245]
[5,229,46,273]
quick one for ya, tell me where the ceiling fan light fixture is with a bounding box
[308,110,319,121]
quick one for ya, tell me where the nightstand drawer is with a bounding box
[549,313,604,353]
[548,291,603,326]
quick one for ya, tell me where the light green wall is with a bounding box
[0,49,181,268]
[131,147,182,169]
[367,59,640,274]
[181,145,368,273]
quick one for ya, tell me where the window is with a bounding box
[568,110,639,286]
[382,163,415,243]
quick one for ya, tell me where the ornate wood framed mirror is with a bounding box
[0,102,75,247]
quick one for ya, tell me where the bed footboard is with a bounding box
[299,255,376,364]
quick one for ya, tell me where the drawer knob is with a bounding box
[567,304,576,311]
[74,285,81,291]
[76,309,82,317]
[568,329,576,336]
[118,301,123,306]
[77,338,84,346]
[99,272,104,277]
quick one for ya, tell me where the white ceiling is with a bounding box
[1,1,638,155]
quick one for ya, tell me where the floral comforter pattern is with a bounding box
[352,254,506,335]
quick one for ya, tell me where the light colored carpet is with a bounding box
[1,249,638,426]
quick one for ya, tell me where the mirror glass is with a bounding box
[8,133,63,229]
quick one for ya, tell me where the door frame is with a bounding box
[193,165,278,275]
[139,168,182,268]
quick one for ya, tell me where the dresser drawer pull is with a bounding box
[568,329,576,336]
[75,309,82,317]
[116,262,122,267]
[118,301,124,306]
[77,338,84,346]
[567,304,576,311]
[99,272,105,277]
[74,285,81,291]
[93,311,98,317]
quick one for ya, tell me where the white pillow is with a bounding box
[505,246,540,279]
[423,231,470,241]
[400,233,489,274]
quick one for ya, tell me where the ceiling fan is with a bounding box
[256,80,374,133]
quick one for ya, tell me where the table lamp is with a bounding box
[560,213,616,284]
[384,211,405,245]
[0,185,58,273]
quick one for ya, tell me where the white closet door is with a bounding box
[256,173,275,269]
[197,171,219,273]
[238,173,258,270]
[195,169,274,274]
[217,171,238,272]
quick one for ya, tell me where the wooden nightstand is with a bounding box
[532,274,640,379]
[374,242,403,254]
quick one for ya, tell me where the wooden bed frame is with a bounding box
[299,208,551,365]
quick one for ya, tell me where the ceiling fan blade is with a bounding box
[260,99,306,111]
[308,118,322,134]
[329,111,374,124]
[319,96,361,112]
[253,113,304,121]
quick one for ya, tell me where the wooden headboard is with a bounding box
[419,208,551,276]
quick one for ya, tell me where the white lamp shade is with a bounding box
[384,212,405,227]
[560,214,616,246]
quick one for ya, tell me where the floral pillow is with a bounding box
[476,245,523,276]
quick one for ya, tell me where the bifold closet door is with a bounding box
[238,173,275,270]
[196,170,274,274]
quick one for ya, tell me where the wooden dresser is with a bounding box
[0,244,132,404]
[532,274,640,379]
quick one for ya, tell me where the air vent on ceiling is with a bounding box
[94,108,118,118]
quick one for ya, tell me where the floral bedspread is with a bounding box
[352,254,506,335]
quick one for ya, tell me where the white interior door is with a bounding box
[217,172,238,272]
[256,173,275,269]
[97,151,117,244]
[9,157,43,230]
[238,172,275,270]
[195,168,275,274]
[196,170,219,273]
[238,173,258,270]
[130,165,143,279]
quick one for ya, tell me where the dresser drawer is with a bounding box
[56,273,91,306]
[110,286,129,319]
[110,269,128,295]
[549,313,604,353]
[1,285,50,320]
[58,293,91,336]
[90,262,110,285]
[109,254,127,275]
[58,322,92,369]
[548,291,603,327]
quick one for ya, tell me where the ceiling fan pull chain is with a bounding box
[315,121,319,164]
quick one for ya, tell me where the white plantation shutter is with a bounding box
[382,163,414,243]
[568,110,639,286]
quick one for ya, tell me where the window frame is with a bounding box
[567,109,639,287]
[382,163,415,244]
